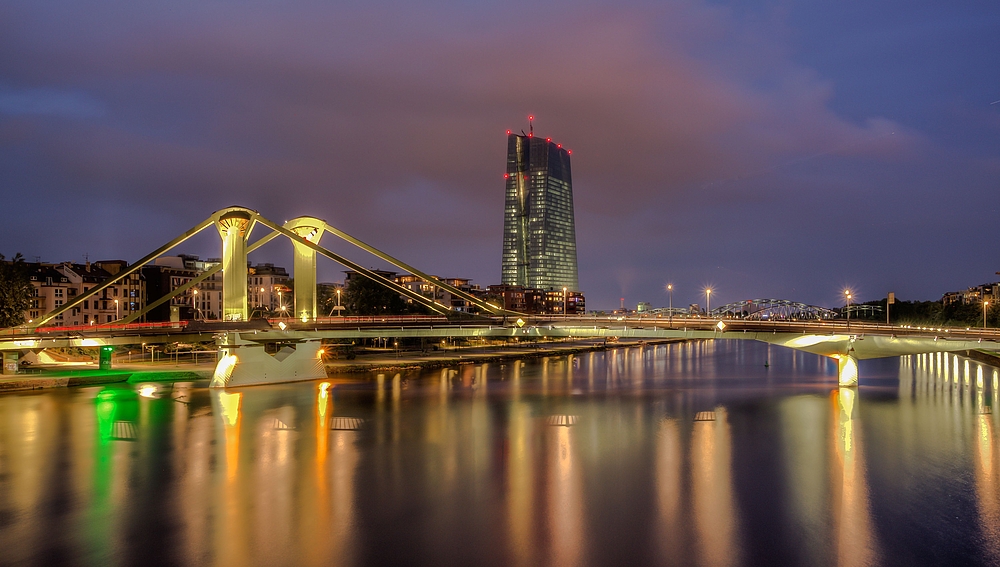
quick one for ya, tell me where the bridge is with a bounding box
[5,206,1000,389]
[706,298,839,320]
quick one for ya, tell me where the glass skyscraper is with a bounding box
[501,131,579,291]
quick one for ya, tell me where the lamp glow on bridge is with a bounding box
[985,301,990,329]
[705,288,713,316]
[666,284,673,324]
[844,289,852,330]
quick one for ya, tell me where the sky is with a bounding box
[2,0,999,311]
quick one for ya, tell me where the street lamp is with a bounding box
[705,288,712,317]
[666,284,673,325]
[844,289,852,331]
[191,289,198,321]
[985,300,990,329]
[114,299,119,321]
[563,287,568,317]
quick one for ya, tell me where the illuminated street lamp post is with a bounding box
[705,288,712,317]
[337,288,342,316]
[985,300,990,329]
[844,290,852,331]
[114,299,119,321]
[667,284,673,325]
[191,289,198,321]
[563,287,568,317]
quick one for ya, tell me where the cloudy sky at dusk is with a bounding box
[2,0,999,310]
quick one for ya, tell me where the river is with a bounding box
[0,340,997,566]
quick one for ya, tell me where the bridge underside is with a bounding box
[6,326,1000,388]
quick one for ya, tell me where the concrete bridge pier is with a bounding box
[285,217,326,322]
[211,333,326,388]
[836,351,859,387]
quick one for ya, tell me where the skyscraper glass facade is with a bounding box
[502,133,579,291]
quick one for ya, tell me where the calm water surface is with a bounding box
[1,340,998,567]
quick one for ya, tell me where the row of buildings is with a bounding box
[941,282,1000,306]
[22,255,292,326]
[20,257,585,326]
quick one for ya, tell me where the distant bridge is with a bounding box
[709,298,839,320]
[4,206,1000,389]
[645,298,838,320]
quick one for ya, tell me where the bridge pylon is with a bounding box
[285,217,327,322]
[216,207,256,321]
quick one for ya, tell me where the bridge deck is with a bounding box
[4,317,1000,361]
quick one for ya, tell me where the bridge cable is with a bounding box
[253,215,451,316]
[30,215,218,329]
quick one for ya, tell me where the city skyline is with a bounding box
[1,1,999,310]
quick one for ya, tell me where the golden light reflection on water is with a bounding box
[506,401,535,567]
[975,409,1000,555]
[547,424,583,567]
[211,389,249,567]
[655,419,684,566]
[691,407,740,567]
[4,344,1000,566]
[831,387,879,567]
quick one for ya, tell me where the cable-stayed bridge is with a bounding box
[4,206,1000,388]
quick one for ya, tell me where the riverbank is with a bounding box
[0,363,215,392]
[0,370,132,392]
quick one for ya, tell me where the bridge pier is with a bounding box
[285,217,326,322]
[211,333,326,388]
[836,351,859,387]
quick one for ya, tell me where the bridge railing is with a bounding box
[34,321,190,335]
[274,315,453,326]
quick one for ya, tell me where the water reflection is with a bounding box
[691,408,740,567]
[655,419,683,565]
[547,424,584,567]
[0,342,998,566]
[831,388,879,567]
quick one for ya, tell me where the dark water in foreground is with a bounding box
[1,340,999,567]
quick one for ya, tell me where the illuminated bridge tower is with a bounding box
[285,217,326,322]
[501,123,579,291]
[216,208,253,321]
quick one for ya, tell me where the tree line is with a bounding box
[855,298,1000,328]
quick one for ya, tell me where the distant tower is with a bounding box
[501,121,579,291]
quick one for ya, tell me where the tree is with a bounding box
[0,253,33,328]
[318,284,341,316]
[343,274,421,316]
